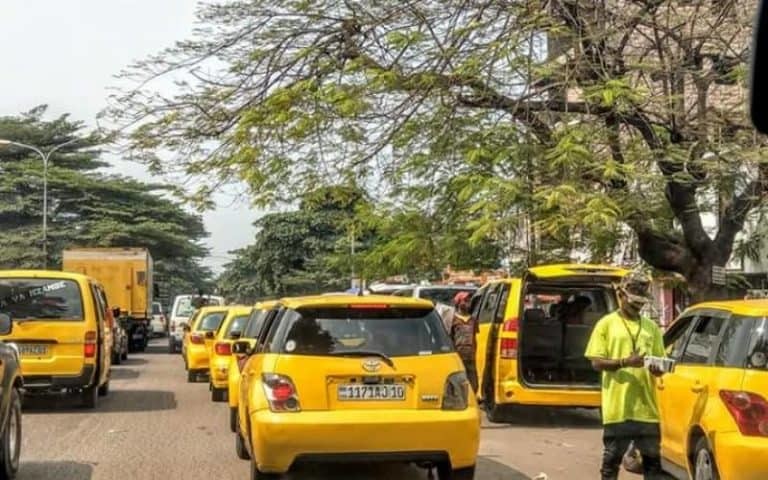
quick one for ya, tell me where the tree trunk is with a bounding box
[684,260,727,304]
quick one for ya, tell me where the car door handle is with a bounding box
[691,383,705,393]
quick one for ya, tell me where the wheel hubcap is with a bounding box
[695,449,714,480]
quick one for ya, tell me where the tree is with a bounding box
[113,1,761,301]
[0,107,212,295]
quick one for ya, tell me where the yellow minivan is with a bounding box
[658,300,768,480]
[227,300,279,432]
[475,264,627,421]
[209,305,252,402]
[0,270,113,408]
[183,305,229,383]
[235,295,480,479]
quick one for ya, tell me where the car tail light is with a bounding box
[262,373,300,412]
[190,333,204,345]
[215,342,231,355]
[442,371,470,410]
[500,317,518,359]
[503,318,519,332]
[720,390,768,436]
[84,331,97,358]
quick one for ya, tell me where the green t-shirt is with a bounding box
[584,311,665,425]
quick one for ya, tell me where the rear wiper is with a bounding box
[330,350,395,369]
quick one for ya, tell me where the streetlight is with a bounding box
[0,138,78,268]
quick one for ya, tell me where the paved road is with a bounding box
[17,340,642,480]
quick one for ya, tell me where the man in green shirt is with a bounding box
[585,269,666,480]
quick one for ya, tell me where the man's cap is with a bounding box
[619,268,652,302]
[454,291,471,306]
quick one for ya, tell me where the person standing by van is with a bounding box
[449,291,479,393]
[584,269,666,480]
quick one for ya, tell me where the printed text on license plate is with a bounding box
[338,384,405,401]
[19,344,48,356]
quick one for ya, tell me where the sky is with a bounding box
[0,0,258,273]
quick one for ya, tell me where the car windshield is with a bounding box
[0,278,84,321]
[419,288,476,305]
[274,307,453,357]
[224,314,249,338]
[196,311,226,332]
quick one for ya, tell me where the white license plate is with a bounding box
[338,384,406,401]
[18,344,48,356]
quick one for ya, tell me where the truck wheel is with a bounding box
[98,381,110,397]
[0,388,21,480]
[81,385,98,409]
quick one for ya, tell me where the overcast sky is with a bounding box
[0,0,258,273]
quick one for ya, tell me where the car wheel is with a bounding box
[121,350,128,361]
[235,428,251,460]
[112,352,122,366]
[211,388,227,403]
[437,463,475,480]
[250,460,280,480]
[81,385,98,409]
[0,388,22,480]
[229,407,238,433]
[693,437,720,480]
[98,381,110,397]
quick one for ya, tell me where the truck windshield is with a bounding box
[0,278,84,321]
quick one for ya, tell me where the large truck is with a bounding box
[62,247,154,352]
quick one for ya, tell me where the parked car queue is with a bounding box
[179,265,767,480]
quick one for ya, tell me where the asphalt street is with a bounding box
[17,339,642,480]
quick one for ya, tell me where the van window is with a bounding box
[680,316,725,365]
[0,278,84,321]
[174,297,194,318]
[273,307,453,357]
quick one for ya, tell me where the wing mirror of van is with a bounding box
[751,0,768,133]
[0,313,12,335]
[232,341,251,355]
[205,331,215,339]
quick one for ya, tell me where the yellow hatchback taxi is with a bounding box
[0,270,113,408]
[183,305,228,382]
[228,301,279,432]
[235,295,480,480]
[658,300,768,480]
[209,305,252,402]
[474,264,628,421]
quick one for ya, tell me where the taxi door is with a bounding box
[238,309,282,431]
[658,312,726,466]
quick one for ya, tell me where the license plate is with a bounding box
[338,384,405,401]
[18,344,48,356]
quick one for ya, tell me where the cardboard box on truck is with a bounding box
[62,247,154,320]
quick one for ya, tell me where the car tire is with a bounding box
[98,381,110,397]
[693,437,720,480]
[437,463,475,480]
[0,388,22,480]
[250,460,280,480]
[235,429,251,460]
[211,388,227,403]
[121,350,128,361]
[81,385,98,409]
[229,407,238,433]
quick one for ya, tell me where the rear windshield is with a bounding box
[175,296,223,318]
[273,307,453,357]
[195,311,226,332]
[224,314,249,338]
[419,288,476,305]
[152,303,162,315]
[0,278,84,321]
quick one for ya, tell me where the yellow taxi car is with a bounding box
[473,264,628,421]
[234,295,480,480]
[209,305,252,402]
[227,301,279,432]
[0,270,113,408]
[183,305,229,383]
[658,300,768,480]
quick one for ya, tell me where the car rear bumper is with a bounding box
[248,408,480,473]
[497,380,600,407]
[23,364,96,391]
[712,432,768,480]
[186,346,210,371]
[209,356,230,389]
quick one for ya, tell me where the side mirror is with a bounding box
[751,0,768,132]
[205,331,215,339]
[181,323,191,332]
[230,331,242,340]
[232,341,251,355]
[0,313,12,336]
[112,307,121,319]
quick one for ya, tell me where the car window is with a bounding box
[478,285,501,325]
[174,297,194,318]
[715,315,754,368]
[746,316,768,370]
[494,284,511,323]
[243,309,268,339]
[680,315,725,365]
[664,315,696,359]
[196,311,226,332]
[152,303,162,315]
[259,309,284,352]
[0,278,84,321]
[224,314,249,338]
[392,289,413,297]
[273,307,453,357]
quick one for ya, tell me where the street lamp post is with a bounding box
[0,138,78,269]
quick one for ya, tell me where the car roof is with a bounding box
[527,263,629,279]
[0,269,91,282]
[224,305,253,316]
[684,299,768,317]
[279,294,434,310]
[416,285,476,289]
[254,300,280,309]
[196,305,231,315]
